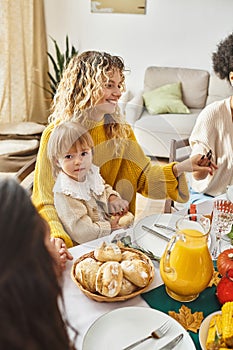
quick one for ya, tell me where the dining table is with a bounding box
[62,197,231,350]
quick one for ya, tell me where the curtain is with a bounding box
[0,0,50,124]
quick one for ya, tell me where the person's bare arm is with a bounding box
[173,153,218,178]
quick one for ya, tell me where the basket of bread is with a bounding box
[71,241,155,302]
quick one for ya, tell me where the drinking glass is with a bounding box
[211,199,233,260]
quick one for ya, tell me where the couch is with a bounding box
[123,66,233,158]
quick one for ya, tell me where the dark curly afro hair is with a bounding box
[212,32,233,81]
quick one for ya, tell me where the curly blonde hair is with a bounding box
[49,51,131,142]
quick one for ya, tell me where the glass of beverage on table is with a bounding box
[160,214,213,302]
[211,199,233,259]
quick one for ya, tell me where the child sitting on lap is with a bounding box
[47,121,134,244]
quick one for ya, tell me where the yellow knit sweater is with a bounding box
[32,120,189,247]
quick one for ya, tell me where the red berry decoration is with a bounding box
[217,249,233,276]
[216,269,233,304]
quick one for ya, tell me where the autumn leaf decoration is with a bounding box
[208,270,221,287]
[168,305,204,333]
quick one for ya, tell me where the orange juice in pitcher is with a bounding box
[160,214,214,302]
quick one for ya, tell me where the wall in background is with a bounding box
[44,0,233,94]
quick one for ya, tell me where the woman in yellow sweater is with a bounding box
[32,51,214,263]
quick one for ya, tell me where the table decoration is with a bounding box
[168,305,203,333]
[207,270,221,287]
[216,269,233,304]
[217,249,233,276]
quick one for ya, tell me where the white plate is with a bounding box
[199,311,221,350]
[133,213,212,258]
[132,214,181,258]
[82,306,195,350]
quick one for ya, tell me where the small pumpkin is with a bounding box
[216,269,233,304]
[217,249,233,276]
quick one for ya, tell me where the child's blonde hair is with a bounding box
[48,51,131,150]
[47,121,94,178]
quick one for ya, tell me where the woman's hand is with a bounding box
[173,153,218,178]
[108,195,129,215]
[192,150,218,180]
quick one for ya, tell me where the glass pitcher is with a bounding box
[159,214,214,302]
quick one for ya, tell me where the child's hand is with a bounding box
[51,237,73,271]
[108,195,129,215]
[110,214,122,231]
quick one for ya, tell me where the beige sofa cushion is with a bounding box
[134,109,200,158]
[144,66,209,109]
[0,122,45,172]
[0,139,39,172]
[206,73,233,105]
[0,122,45,140]
[0,139,39,156]
[135,109,200,135]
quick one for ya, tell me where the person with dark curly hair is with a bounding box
[189,32,233,202]
[0,178,78,349]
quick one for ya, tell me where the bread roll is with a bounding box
[121,251,141,261]
[118,277,138,296]
[94,242,122,262]
[121,259,151,288]
[75,257,100,292]
[118,212,134,227]
[96,261,123,297]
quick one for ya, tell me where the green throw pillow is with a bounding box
[143,82,190,114]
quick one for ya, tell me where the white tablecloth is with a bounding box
[62,229,163,349]
[62,196,231,349]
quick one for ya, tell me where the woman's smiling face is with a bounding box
[95,69,123,116]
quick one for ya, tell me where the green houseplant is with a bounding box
[46,35,78,99]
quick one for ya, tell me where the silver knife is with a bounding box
[157,333,184,350]
[154,223,176,232]
[142,225,170,242]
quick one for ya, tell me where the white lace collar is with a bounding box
[53,164,105,201]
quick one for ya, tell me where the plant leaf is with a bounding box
[71,45,78,56]
[47,52,60,80]
[65,34,69,63]
[45,35,78,99]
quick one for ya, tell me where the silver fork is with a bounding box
[122,321,170,350]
